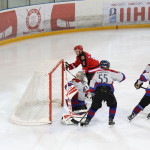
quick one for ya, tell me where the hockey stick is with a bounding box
[67,69,76,78]
[65,62,76,78]
[78,111,88,126]
[141,86,147,90]
[71,109,89,125]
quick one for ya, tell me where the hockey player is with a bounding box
[128,64,150,121]
[81,60,126,126]
[65,71,88,113]
[65,45,100,85]
[62,71,89,125]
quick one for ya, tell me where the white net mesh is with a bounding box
[10,59,64,125]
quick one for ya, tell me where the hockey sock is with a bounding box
[109,104,117,119]
[132,104,143,115]
[87,108,97,120]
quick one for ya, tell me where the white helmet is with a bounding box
[76,71,85,81]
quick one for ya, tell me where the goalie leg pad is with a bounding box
[61,113,87,125]
[61,115,74,125]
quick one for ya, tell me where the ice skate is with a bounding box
[147,113,150,119]
[80,117,91,126]
[128,113,136,121]
[109,118,115,125]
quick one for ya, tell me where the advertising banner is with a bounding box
[0,11,17,41]
[0,3,76,40]
[51,3,75,31]
[0,1,103,41]
[103,1,150,26]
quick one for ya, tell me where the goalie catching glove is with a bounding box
[134,80,143,89]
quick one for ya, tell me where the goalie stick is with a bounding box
[62,112,87,125]
[71,109,88,126]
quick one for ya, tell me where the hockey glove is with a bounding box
[65,62,70,70]
[134,80,143,89]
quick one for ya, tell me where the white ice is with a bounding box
[0,28,150,150]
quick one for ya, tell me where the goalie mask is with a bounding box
[76,71,85,81]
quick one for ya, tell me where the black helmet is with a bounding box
[100,60,110,69]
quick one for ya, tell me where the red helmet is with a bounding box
[74,45,83,51]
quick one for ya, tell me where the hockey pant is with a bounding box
[86,86,117,120]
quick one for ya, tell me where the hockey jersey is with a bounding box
[89,69,125,93]
[68,51,100,74]
[65,78,88,101]
[138,64,150,96]
[143,64,150,73]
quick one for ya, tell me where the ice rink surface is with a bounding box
[0,28,150,150]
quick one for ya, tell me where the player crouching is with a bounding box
[62,71,89,125]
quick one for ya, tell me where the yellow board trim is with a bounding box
[0,24,150,46]
[118,24,150,29]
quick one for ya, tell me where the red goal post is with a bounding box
[49,59,64,123]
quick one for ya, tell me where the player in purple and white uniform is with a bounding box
[81,60,125,126]
[128,64,150,120]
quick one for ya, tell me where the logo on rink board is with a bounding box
[103,1,150,25]
[109,8,117,23]
[23,8,44,34]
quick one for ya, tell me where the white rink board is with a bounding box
[1,0,150,41]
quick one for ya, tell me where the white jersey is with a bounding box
[65,78,88,101]
[143,64,150,73]
[138,65,150,96]
[89,69,125,93]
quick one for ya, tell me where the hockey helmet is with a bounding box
[74,45,83,51]
[76,71,85,81]
[100,60,110,69]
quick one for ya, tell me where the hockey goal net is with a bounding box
[10,59,64,125]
